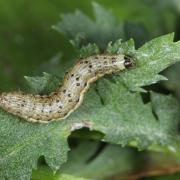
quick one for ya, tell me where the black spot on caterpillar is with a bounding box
[0,54,135,123]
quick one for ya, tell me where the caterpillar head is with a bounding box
[124,55,135,68]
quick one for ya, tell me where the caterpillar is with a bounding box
[0,54,134,123]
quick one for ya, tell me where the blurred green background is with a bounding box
[0,0,178,90]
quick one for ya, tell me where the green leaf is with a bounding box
[0,34,180,180]
[32,170,90,180]
[36,53,78,79]
[118,33,180,91]
[55,174,90,180]
[53,2,123,49]
[24,72,60,95]
[91,80,180,151]
[37,53,65,77]
[33,142,135,179]
[79,43,100,58]
[163,62,180,100]
[0,111,70,180]
[106,38,135,55]
[60,142,134,179]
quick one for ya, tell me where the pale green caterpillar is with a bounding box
[0,54,134,123]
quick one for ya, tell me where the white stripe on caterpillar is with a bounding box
[0,54,134,123]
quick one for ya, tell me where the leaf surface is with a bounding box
[0,33,180,179]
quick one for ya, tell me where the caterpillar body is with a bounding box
[0,54,134,123]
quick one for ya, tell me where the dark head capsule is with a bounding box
[124,55,134,68]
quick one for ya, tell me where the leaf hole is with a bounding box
[140,92,150,104]
[152,108,159,121]
[86,142,107,163]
